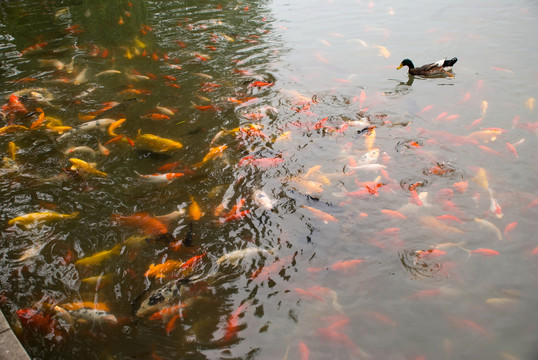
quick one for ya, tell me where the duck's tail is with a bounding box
[443,57,458,67]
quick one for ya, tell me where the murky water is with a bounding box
[1,0,537,359]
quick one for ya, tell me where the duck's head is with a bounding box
[397,59,414,70]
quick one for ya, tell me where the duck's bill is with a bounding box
[396,64,403,70]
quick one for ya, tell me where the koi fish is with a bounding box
[472,167,502,218]
[474,218,503,241]
[135,278,189,318]
[301,205,338,223]
[237,155,284,167]
[145,260,184,278]
[189,197,204,220]
[61,301,110,312]
[57,118,115,141]
[252,190,275,210]
[504,222,517,240]
[180,253,206,274]
[217,248,272,266]
[8,211,79,228]
[224,302,249,341]
[70,158,107,176]
[249,81,274,88]
[16,308,60,337]
[136,131,183,152]
[135,171,184,184]
[20,42,48,55]
[298,342,309,360]
[68,308,118,325]
[112,212,168,235]
[7,141,18,161]
[470,248,500,256]
[142,113,170,120]
[108,118,126,136]
[0,125,28,135]
[75,244,122,266]
[81,273,113,288]
[193,145,227,168]
[95,70,121,77]
[149,303,185,321]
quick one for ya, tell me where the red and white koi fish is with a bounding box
[135,171,184,184]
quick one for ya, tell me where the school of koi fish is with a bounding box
[0,0,537,359]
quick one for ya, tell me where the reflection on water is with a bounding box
[1,0,538,359]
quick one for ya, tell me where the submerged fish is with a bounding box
[136,131,183,152]
[75,244,122,266]
[8,211,79,228]
[70,158,107,177]
[217,247,272,266]
[134,278,189,318]
[57,118,115,141]
[68,308,118,325]
[252,190,275,210]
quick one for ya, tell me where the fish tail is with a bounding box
[69,211,80,218]
[111,244,123,255]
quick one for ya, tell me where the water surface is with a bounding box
[1,0,537,359]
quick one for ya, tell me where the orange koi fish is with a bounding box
[157,161,182,172]
[503,222,517,240]
[224,302,249,341]
[294,287,326,302]
[471,248,500,256]
[145,260,184,278]
[20,42,48,55]
[301,205,338,223]
[248,81,274,88]
[406,288,442,300]
[298,342,309,360]
[250,255,292,280]
[380,209,407,219]
[331,259,363,272]
[189,197,203,220]
[142,113,170,120]
[149,304,185,321]
[237,155,283,168]
[180,253,206,271]
[164,314,181,334]
[112,212,168,235]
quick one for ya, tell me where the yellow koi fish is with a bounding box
[70,158,107,176]
[108,118,126,136]
[0,125,28,135]
[193,145,227,168]
[75,244,122,266]
[8,142,18,161]
[8,211,79,227]
[81,273,113,286]
[61,301,110,312]
[136,130,183,152]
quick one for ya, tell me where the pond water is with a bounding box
[1,0,537,359]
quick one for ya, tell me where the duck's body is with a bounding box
[397,57,458,76]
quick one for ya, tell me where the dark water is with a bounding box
[1,0,537,359]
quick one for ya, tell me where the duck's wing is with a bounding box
[414,61,444,73]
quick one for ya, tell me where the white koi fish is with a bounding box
[57,118,115,141]
[135,171,184,184]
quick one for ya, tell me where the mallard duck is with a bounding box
[397,57,458,76]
